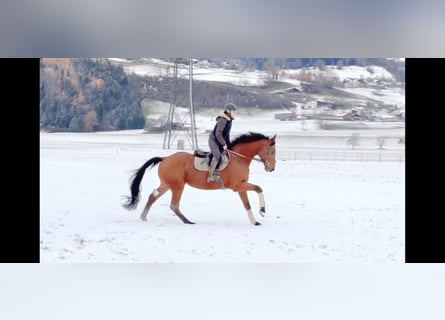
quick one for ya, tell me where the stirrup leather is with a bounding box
[207,171,221,182]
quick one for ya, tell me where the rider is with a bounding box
[207,103,237,183]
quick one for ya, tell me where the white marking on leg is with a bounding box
[259,192,265,208]
[140,206,149,221]
[247,209,256,225]
[152,188,160,197]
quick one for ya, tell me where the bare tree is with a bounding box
[347,132,360,149]
[376,136,386,149]
[315,59,326,71]
[265,59,281,83]
[317,120,328,129]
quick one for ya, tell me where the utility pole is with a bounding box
[163,61,178,149]
[189,58,198,150]
[162,58,199,151]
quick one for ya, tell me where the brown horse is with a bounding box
[122,132,276,225]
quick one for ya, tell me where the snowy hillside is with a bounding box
[109,58,405,112]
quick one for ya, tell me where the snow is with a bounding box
[123,59,270,86]
[338,86,405,108]
[40,113,405,263]
[320,65,394,82]
[119,59,396,85]
[115,58,405,110]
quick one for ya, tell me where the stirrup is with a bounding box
[207,172,221,183]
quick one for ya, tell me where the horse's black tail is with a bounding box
[122,157,163,210]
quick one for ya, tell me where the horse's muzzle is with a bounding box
[264,161,275,172]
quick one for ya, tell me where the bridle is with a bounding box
[227,148,273,172]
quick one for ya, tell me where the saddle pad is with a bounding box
[193,154,229,172]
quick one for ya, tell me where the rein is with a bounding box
[228,150,263,163]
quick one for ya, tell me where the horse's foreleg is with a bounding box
[258,191,266,217]
[170,186,195,224]
[140,184,168,221]
[238,191,260,225]
[237,182,265,225]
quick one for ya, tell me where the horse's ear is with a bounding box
[270,134,276,145]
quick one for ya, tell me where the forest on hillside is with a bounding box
[40,58,145,132]
[39,58,296,132]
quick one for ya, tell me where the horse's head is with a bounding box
[231,132,277,172]
[258,134,276,172]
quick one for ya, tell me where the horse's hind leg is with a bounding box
[140,184,169,221]
[170,186,195,224]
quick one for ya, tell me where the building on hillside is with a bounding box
[304,99,333,110]
[342,110,361,121]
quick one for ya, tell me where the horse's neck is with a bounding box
[232,143,259,160]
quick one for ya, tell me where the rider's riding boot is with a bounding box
[207,158,219,183]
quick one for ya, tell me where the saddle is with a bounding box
[193,150,229,172]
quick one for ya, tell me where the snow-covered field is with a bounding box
[40,114,405,263]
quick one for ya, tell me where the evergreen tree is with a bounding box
[40,58,145,132]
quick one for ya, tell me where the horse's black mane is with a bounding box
[230,132,269,148]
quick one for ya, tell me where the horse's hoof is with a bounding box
[140,216,147,221]
[259,208,266,217]
[254,222,261,226]
[184,220,195,224]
